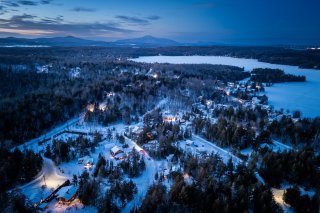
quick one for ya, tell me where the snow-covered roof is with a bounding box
[111,146,122,154]
[131,126,143,134]
[78,156,93,164]
[85,158,93,164]
[186,140,194,145]
[56,185,77,201]
[114,152,127,159]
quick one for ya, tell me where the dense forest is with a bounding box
[0,45,320,68]
[133,155,282,213]
[250,68,306,83]
[0,148,43,212]
[0,61,248,146]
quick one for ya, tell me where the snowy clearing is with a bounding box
[20,157,68,203]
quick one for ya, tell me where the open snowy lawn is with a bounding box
[20,157,68,203]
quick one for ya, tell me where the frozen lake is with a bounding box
[132,56,320,118]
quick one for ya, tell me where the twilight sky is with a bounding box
[0,0,319,45]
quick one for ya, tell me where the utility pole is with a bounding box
[43,175,47,187]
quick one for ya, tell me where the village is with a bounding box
[11,64,318,213]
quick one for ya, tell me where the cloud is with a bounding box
[0,13,136,37]
[146,15,160,20]
[72,7,96,12]
[4,2,20,7]
[115,15,150,25]
[41,0,53,4]
[11,14,37,20]
[3,0,54,7]
[40,16,64,24]
[18,0,38,6]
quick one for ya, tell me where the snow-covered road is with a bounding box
[15,115,83,152]
[122,137,157,213]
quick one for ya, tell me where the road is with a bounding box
[122,137,157,213]
[20,156,68,203]
[15,115,83,152]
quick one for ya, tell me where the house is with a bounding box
[110,146,124,157]
[196,147,207,154]
[56,185,78,205]
[86,104,95,112]
[129,126,143,139]
[143,140,160,150]
[85,158,94,167]
[186,140,194,146]
[78,156,94,167]
[36,65,49,73]
[163,115,177,123]
[114,152,127,160]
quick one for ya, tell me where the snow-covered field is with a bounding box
[131,56,320,117]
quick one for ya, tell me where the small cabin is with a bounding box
[110,146,124,157]
[186,140,194,146]
[78,156,94,167]
[56,185,78,205]
[114,152,127,160]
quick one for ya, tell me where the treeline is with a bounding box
[283,186,318,213]
[250,68,306,83]
[268,116,320,146]
[133,155,281,213]
[0,148,43,191]
[1,45,320,69]
[193,106,269,149]
[136,109,184,159]
[0,189,35,213]
[119,149,146,178]
[0,68,102,145]
[76,170,137,212]
[0,53,252,147]
[257,148,319,188]
[149,63,250,83]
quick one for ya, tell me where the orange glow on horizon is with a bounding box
[0,28,55,36]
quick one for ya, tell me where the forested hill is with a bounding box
[0,46,319,69]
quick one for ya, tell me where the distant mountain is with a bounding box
[0,36,111,47]
[0,35,186,47]
[114,35,180,47]
[33,36,111,46]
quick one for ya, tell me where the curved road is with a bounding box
[20,156,68,203]
[122,137,157,213]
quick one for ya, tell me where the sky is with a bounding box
[0,0,319,45]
